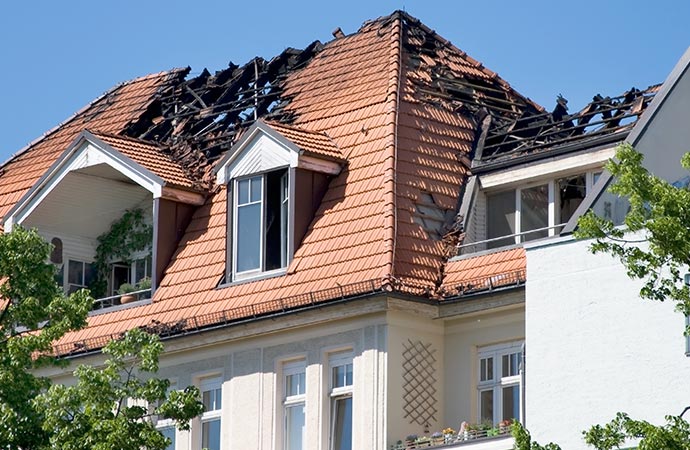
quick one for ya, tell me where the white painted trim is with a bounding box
[215,120,342,185]
[4,131,167,231]
[479,146,615,191]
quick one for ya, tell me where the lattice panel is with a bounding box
[402,339,438,426]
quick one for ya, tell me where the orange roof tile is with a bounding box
[0,70,186,225]
[88,131,197,190]
[262,121,344,162]
[0,12,539,355]
[440,247,526,296]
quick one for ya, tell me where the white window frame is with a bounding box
[65,258,95,294]
[283,360,306,450]
[199,376,222,450]
[329,351,354,450]
[231,169,290,282]
[486,169,602,245]
[155,380,178,450]
[477,341,523,425]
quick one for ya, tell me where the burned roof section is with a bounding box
[398,12,542,120]
[122,42,324,187]
[473,84,660,171]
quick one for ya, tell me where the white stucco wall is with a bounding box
[525,237,690,449]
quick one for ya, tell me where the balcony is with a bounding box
[393,424,514,450]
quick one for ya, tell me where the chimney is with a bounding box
[332,27,345,39]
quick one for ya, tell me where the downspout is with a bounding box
[383,14,403,281]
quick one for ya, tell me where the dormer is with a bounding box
[3,130,205,309]
[214,120,344,282]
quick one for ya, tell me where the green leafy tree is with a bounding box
[0,227,92,449]
[36,327,203,450]
[512,421,562,450]
[583,413,690,450]
[575,142,690,318]
[0,227,202,449]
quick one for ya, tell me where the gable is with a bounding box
[4,131,165,231]
[226,133,297,180]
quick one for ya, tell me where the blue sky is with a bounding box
[1,1,688,162]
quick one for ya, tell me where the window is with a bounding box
[329,352,353,450]
[159,426,176,450]
[66,259,95,294]
[485,170,600,248]
[284,360,306,450]
[200,376,222,450]
[478,342,523,425]
[232,169,289,280]
[156,381,178,450]
[109,256,152,296]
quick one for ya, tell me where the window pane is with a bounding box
[287,372,305,397]
[202,387,221,411]
[480,390,493,424]
[520,184,548,241]
[286,404,305,450]
[237,203,261,272]
[345,363,353,387]
[68,260,84,285]
[487,190,516,248]
[160,426,175,450]
[558,174,586,225]
[84,263,95,287]
[333,363,353,389]
[265,170,286,271]
[202,418,221,450]
[502,385,520,422]
[238,179,250,204]
[250,176,262,202]
[333,396,353,450]
[480,357,493,382]
[593,171,602,185]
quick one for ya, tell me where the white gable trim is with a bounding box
[215,120,341,184]
[4,131,165,232]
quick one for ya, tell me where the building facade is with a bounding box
[2,10,686,450]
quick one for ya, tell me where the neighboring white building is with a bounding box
[523,48,690,449]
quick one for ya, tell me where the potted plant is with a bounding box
[405,434,418,449]
[430,431,444,445]
[118,282,137,304]
[415,435,431,448]
[137,276,152,299]
[442,427,456,443]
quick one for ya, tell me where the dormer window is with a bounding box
[233,170,289,279]
[485,171,600,249]
[215,120,344,283]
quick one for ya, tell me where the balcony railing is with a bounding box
[456,223,567,255]
[91,288,152,311]
[393,425,514,450]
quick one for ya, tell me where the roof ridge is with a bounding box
[381,12,403,281]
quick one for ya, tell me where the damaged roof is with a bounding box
[473,84,660,171]
[1,11,545,355]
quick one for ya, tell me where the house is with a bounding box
[0,10,680,450]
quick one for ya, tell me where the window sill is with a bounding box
[217,267,287,289]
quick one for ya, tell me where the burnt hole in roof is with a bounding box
[476,84,660,165]
[120,42,324,188]
[412,191,453,241]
